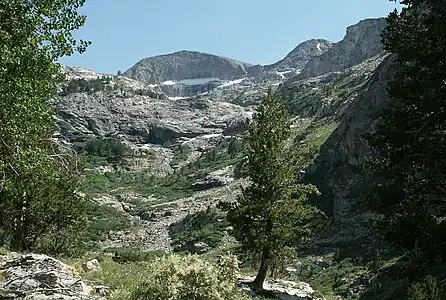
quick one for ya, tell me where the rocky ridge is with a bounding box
[296,18,387,79]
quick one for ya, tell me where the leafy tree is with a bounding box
[0,0,90,253]
[366,0,446,261]
[220,89,320,290]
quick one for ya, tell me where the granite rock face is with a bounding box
[0,254,107,300]
[297,18,388,79]
[122,50,253,84]
[264,39,332,72]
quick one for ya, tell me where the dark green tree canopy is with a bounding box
[220,89,319,289]
[367,0,446,259]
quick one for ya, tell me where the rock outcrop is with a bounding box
[297,18,387,79]
[0,254,107,300]
[239,276,319,300]
[54,76,251,146]
[308,54,396,245]
[264,39,332,72]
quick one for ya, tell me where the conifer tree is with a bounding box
[367,0,446,260]
[220,89,319,290]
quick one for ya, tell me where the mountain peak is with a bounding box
[297,17,387,79]
[263,39,332,72]
[123,51,252,84]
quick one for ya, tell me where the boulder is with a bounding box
[0,254,105,300]
[239,276,318,300]
[83,259,101,273]
[191,242,211,254]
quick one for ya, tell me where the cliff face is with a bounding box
[306,55,396,245]
[297,18,388,79]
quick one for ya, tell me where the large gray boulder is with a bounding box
[0,254,107,300]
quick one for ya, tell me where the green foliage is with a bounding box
[170,144,191,167]
[134,89,159,98]
[228,137,243,159]
[407,276,444,300]
[169,207,229,252]
[104,247,166,263]
[220,88,321,288]
[114,254,249,300]
[366,0,446,260]
[83,136,131,166]
[370,249,383,274]
[85,201,131,243]
[0,0,91,255]
[0,154,90,256]
[61,76,112,95]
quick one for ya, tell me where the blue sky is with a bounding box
[60,0,401,74]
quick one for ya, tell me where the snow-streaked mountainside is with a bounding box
[54,17,393,257]
[119,39,334,98]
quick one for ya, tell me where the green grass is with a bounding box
[85,201,132,243]
[169,208,230,252]
[0,270,6,283]
[170,144,192,167]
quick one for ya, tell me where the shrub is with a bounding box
[114,254,248,300]
[169,208,229,252]
[407,276,444,300]
[104,247,166,263]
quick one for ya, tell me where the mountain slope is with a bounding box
[122,50,254,85]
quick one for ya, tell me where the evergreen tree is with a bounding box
[0,0,90,254]
[366,1,446,260]
[220,89,319,290]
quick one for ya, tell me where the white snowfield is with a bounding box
[217,77,246,88]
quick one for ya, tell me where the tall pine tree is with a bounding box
[220,89,319,290]
[367,0,446,260]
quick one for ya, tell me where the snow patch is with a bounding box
[276,70,292,79]
[162,80,176,86]
[217,78,246,88]
[168,96,189,100]
[316,43,322,52]
[181,133,222,145]
[179,78,219,85]
[201,133,223,139]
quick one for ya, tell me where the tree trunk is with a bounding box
[11,191,27,251]
[252,247,270,291]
